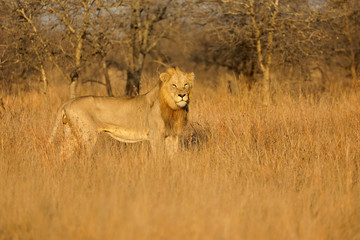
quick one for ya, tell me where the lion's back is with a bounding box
[63,94,159,132]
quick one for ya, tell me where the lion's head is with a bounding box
[159,67,194,110]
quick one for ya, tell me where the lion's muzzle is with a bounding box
[175,93,189,108]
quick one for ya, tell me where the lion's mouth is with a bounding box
[175,100,188,108]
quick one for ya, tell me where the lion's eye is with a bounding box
[184,83,188,87]
[172,84,177,88]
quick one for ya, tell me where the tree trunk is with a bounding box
[40,65,48,95]
[102,58,113,97]
[70,37,83,98]
[263,66,271,105]
[126,70,141,96]
[344,3,358,86]
[69,79,78,99]
[69,69,79,99]
[126,50,145,96]
[350,60,358,84]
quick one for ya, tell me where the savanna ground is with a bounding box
[0,74,360,240]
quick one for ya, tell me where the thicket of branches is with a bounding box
[0,0,359,99]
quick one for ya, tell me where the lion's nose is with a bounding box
[178,94,186,98]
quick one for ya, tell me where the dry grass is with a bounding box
[0,77,360,240]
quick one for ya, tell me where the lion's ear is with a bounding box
[160,72,171,82]
[187,72,195,84]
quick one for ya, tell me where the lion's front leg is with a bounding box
[149,135,178,157]
[165,135,179,155]
[149,133,165,157]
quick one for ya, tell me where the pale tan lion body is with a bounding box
[49,67,194,156]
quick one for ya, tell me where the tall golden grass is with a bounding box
[0,77,359,240]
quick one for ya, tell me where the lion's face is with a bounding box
[160,68,194,110]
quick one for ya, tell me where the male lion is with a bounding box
[49,67,194,156]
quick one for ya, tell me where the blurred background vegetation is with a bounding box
[0,0,359,100]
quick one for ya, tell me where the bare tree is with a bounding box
[192,0,329,99]
[84,0,121,97]
[247,0,279,103]
[114,0,200,96]
[6,0,357,100]
[16,5,48,94]
[190,2,256,84]
[44,0,95,98]
[323,0,360,84]
[1,0,49,93]
[191,0,281,102]
[1,0,203,97]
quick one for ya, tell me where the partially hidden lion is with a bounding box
[49,67,194,156]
